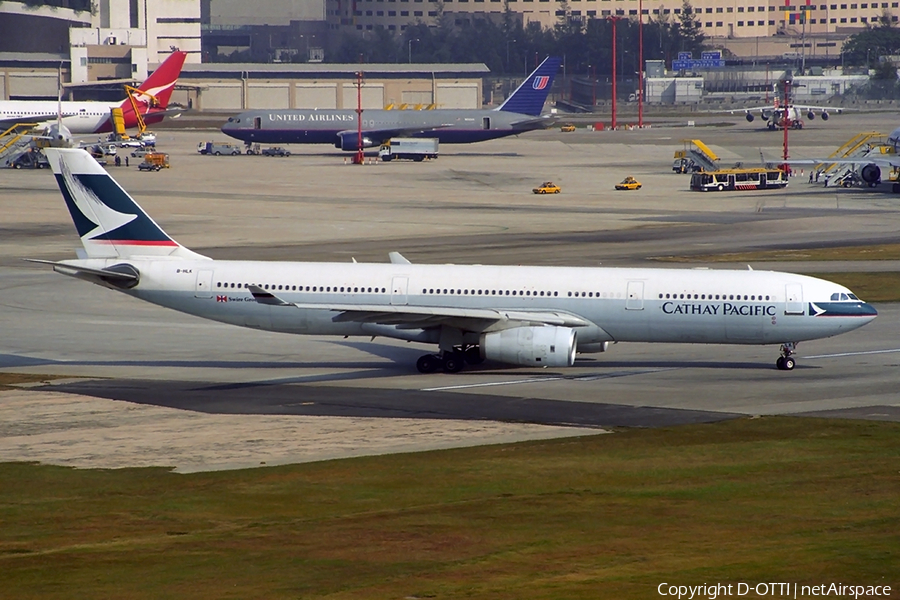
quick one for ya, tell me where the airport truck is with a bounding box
[197,141,242,156]
[378,138,439,162]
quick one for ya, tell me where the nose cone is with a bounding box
[858,302,878,323]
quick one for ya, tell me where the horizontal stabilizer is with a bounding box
[247,285,294,306]
[24,259,139,282]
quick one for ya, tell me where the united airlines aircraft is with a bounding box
[33,148,877,373]
[220,57,562,150]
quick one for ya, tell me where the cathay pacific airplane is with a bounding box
[220,56,562,150]
[0,51,186,135]
[33,148,877,373]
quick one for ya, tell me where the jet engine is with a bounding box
[335,132,377,151]
[745,113,755,123]
[807,111,816,120]
[761,110,771,120]
[860,163,881,184]
[821,111,829,121]
[480,326,576,367]
[41,123,73,147]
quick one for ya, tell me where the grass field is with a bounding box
[1,417,897,599]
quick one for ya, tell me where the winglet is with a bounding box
[389,251,411,264]
[247,285,294,306]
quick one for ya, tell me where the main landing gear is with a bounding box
[776,342,797,371]
[416,346,484,374]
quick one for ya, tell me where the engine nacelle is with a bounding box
[860,163,881,184]
[807,111,816,120]
[335,132,377,151]
[42,123,73,147]
[761,110,771,120]
[480,326,576,367]
[577,341,609,353]
[745,113,755,123]
[821,111,829,121]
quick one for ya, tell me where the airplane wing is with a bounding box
[720,104,845,115]
[336,124,452,142]
[0,115,54,129]
[790,155,900,168]
[790,104,846,112]
[247,285,590,332]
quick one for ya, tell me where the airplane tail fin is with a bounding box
[496,56,562,116]
[45,148,207,260]
[121,50,187,111]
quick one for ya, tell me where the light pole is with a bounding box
[638,0,643,128]
[608,15,622,130]
[506,39,516,72]
[408,38,419,64]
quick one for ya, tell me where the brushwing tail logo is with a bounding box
[532,76,550,90]
[58,156,136,240]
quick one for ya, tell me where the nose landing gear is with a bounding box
[776,342,797,371]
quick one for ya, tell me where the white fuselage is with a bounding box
[1,100,117,133]
[71,258,876,349]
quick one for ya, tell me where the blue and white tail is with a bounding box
[496,56,562,116]
[45,148,207,260]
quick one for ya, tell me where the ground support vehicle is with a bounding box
[138,152,169,171]
[532,181,561,194]
[197,142,242,156]
[615,176,642,190]
[378,138,438,162]
[261,146,291,157]
[690,168,789,191]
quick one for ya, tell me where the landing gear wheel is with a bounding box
[416,354,440,374]
[777,342,798,371]
[464,346,484,365]
[442,352,464,373]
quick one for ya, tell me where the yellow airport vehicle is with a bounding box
[138,152,169,171]
[533,181,561,194]
[560,123,576,132]
[615,176,642,190]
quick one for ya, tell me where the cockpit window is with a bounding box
[227,117,234,122]
[831,292,860,301]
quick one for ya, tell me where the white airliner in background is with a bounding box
[0,51,186,135]
[791,125,900,190]
[32,148,877,373]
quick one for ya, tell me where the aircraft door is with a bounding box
[254,116,261,129]
[625,281,644,310]
[785,283,804,315]
[391,276,409,305]
[195,269,214,298]
[482,117,491,130]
